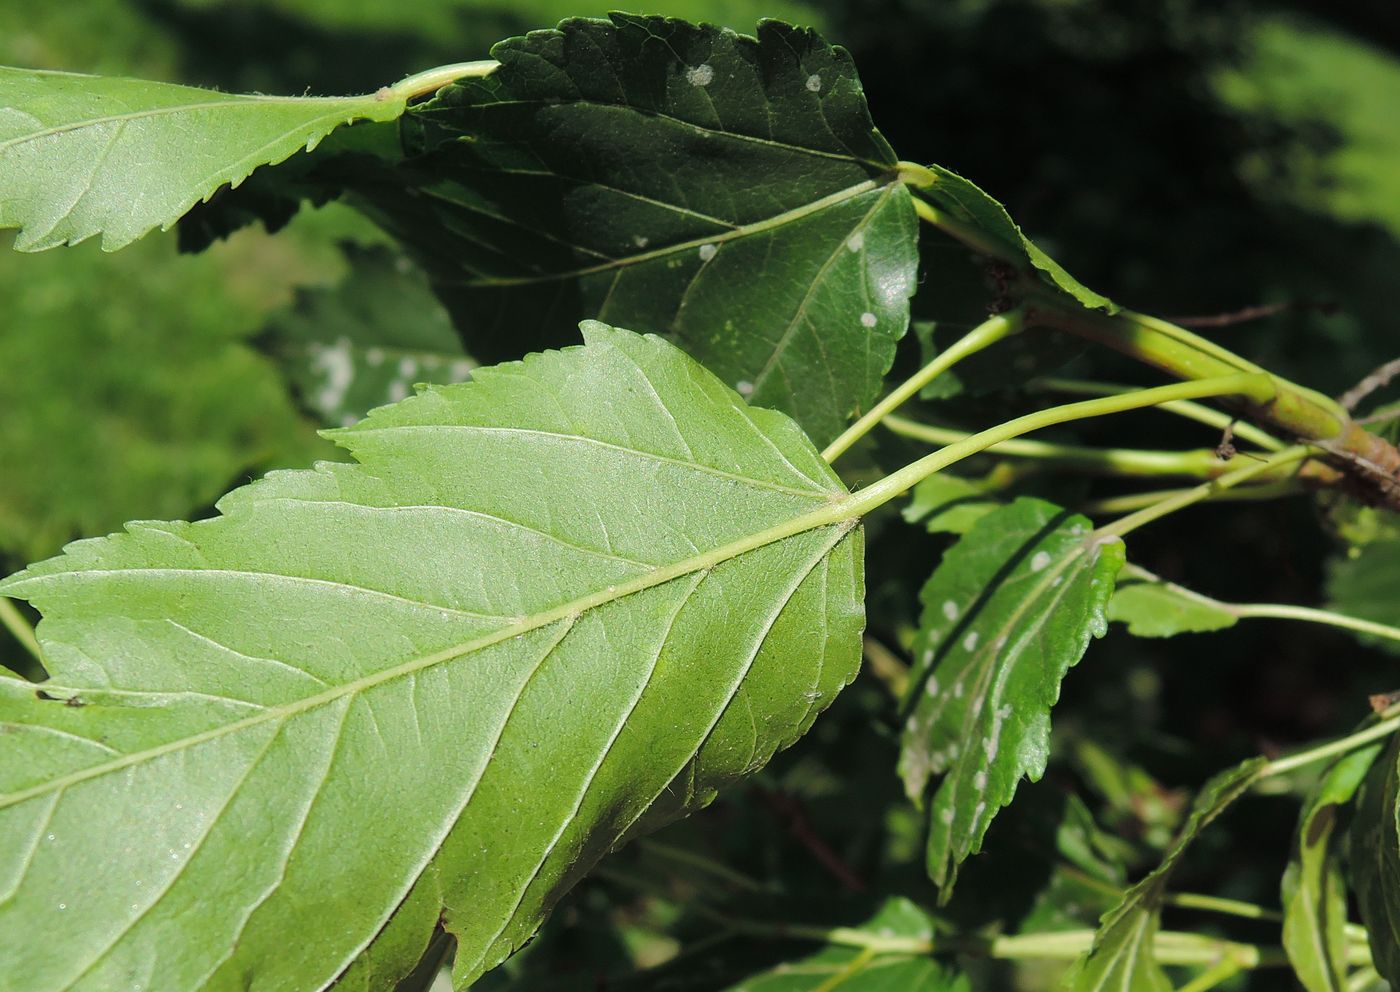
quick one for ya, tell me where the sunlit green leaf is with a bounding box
[0,66,406,251]
[350,14,919,444]
[898,498,1124,892]
[0,323,865,991]
[1068,758,1265,992]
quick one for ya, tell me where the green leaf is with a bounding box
[1107,563,1239,638]
[1328,538,1400,655]
[724,899,965,991]
[1350,735,1400,985]
[0,67,407,251]
[898,498,1124,892]
[0,323,866,991]
[177,119,405,253]
[1068,758,1265,992]
[1283,744,1381,992]
[917,164,1116,314]
[352,14,919,445]
[260,244,474,426]
[901,474,998,536]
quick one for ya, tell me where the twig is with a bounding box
[1340,357,1400,412]
[754,786,867,892]
[1167,300,1336,329]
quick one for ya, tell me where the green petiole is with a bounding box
[823,310,1024,462]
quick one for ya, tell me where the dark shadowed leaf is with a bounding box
[723,899,965,991]
[916,164,1115,314]
[349,14,919,444]
[0,323,865,991]
[260,244,474,426]
[1328,538,1400,655]
[1068,758,1265,992]
[1283,744,1380,992]
[898,498,1124,892]
[1350,735,1400,986]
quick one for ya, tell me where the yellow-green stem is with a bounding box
[383,60,499,101]
[1260,708,1400,780]
[1095,446,1312,538]
[910,199,1400,506]
[883,416,1296,481]
[1229,603,1400,646]
[1032,377,1286,451]
[1175,958,1245,992]
[1079,481,1301,516]
[823,310,1024,462]
[848,374,1277,518]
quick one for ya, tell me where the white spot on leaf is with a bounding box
[1031,550,1052,572]
[805,73,822,92]
[926,675,939,697]
[963,631,979,652]
[686,64,714,87]
[942,600,958,621]
[698,243,717,262]
[736,380,754,398]
[846,232,864,252]
[860,311,878,328]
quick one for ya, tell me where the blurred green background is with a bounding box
[3,2,1399,988]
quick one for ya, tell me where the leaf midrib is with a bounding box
[0,491,862,810]
[423,95,889,171]
[441,179,884,289]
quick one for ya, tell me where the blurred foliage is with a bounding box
[0,229,327,565]
[2,0,1399,988]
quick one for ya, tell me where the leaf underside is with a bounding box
[898,497,1124,893]
[0,67,405,251]
[0,323,864,992]
[346,14,919,445]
